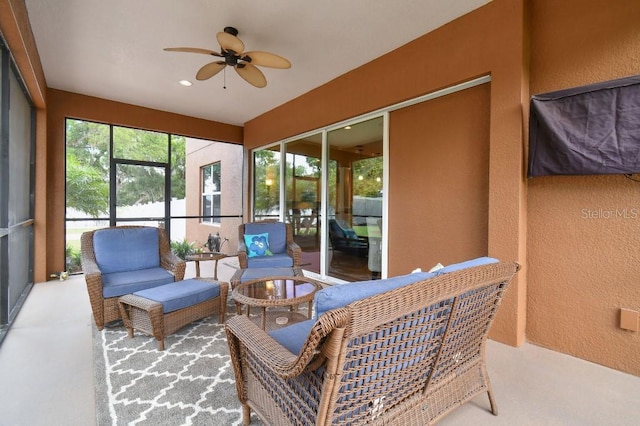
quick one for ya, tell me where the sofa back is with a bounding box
[313,256,499,318]
[325,261,518,424]
[93,227,160,274]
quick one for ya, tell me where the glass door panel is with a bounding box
[327,117,384,282]
[284,134,322,273]
[253,146,281,221]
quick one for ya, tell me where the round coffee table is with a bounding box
[232,275,324,331]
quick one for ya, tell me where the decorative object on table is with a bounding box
[164,26,291,89]
[206,232,221,252]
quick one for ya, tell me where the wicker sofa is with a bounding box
[80,226,185,330]
[225,257,519,425]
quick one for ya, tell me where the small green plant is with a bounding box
[171,239,196,260]
[65,244,82,273]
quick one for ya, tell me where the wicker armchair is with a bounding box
[81,226,185,330]
[237,220,301,270]
[226,261,519,425]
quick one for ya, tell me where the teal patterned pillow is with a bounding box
[244,233,273,258]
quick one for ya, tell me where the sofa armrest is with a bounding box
[287,240,302,267]
[225,308,348,379]
[237,239,249,269]
[160,251,186,281]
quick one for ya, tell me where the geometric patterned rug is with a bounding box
[92,308,265,426]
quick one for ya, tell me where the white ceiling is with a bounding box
[25,0,489,126]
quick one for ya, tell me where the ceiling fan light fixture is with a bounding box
[179,80,192,86]
[164,26,290,89]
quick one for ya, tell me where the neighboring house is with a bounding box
[1,0,639,380]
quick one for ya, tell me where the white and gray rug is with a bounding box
[93,309,264,426]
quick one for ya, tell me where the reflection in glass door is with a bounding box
[284,134,322,274]
[327,117,384,282]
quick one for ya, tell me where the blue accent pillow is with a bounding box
[244,233,273,258]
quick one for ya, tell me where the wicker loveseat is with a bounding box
[225,257,519,425]
[81,226,185,330]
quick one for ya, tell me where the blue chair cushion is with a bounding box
[239,267,295,282]
[268,319,315,354]
[133,279,221,314]
[93,227,160,274]
[245,222,287,254]
[247,253,294,268]
[244,232,273,258]
[102,267,175,298]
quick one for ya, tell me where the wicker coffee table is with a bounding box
[232,275,324,331]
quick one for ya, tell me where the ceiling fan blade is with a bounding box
[217,31,244,54]
[196,61,226,80]
[235,64,267,88]
[164,47,222,57]
[244,51,291,69]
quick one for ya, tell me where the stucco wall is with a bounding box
[185,138,244,253]
[244,0,528,346]
[527,0,640,375]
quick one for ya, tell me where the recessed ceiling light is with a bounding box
[179,80,192,87]
[344,126,352,130]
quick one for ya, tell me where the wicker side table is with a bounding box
[185,252,228,280]
[118,278,228,350]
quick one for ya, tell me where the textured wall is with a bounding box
[245,0,528,346]
[528,0,640,375]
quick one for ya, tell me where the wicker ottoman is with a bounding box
[118,278,228,350]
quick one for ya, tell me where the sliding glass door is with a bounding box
[251,116,385,282]
[327,117,384,281]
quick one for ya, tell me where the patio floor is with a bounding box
[0,259,638,425]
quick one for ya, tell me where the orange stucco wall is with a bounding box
[527,0,640,375]
[244,0,528,347]
[388,83,490,273]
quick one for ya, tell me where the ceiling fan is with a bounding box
[164,26,291,88]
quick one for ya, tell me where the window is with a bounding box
[202,162,221,224]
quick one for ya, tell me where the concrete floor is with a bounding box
[1,259,639,426]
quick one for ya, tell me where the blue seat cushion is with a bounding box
[245,222,287,254]
[269,319,315,354]
[239,267,295,282]
[133,279,221,314]
[247,253,294,268]
[102,267,175,298]
[94,227,160,274]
